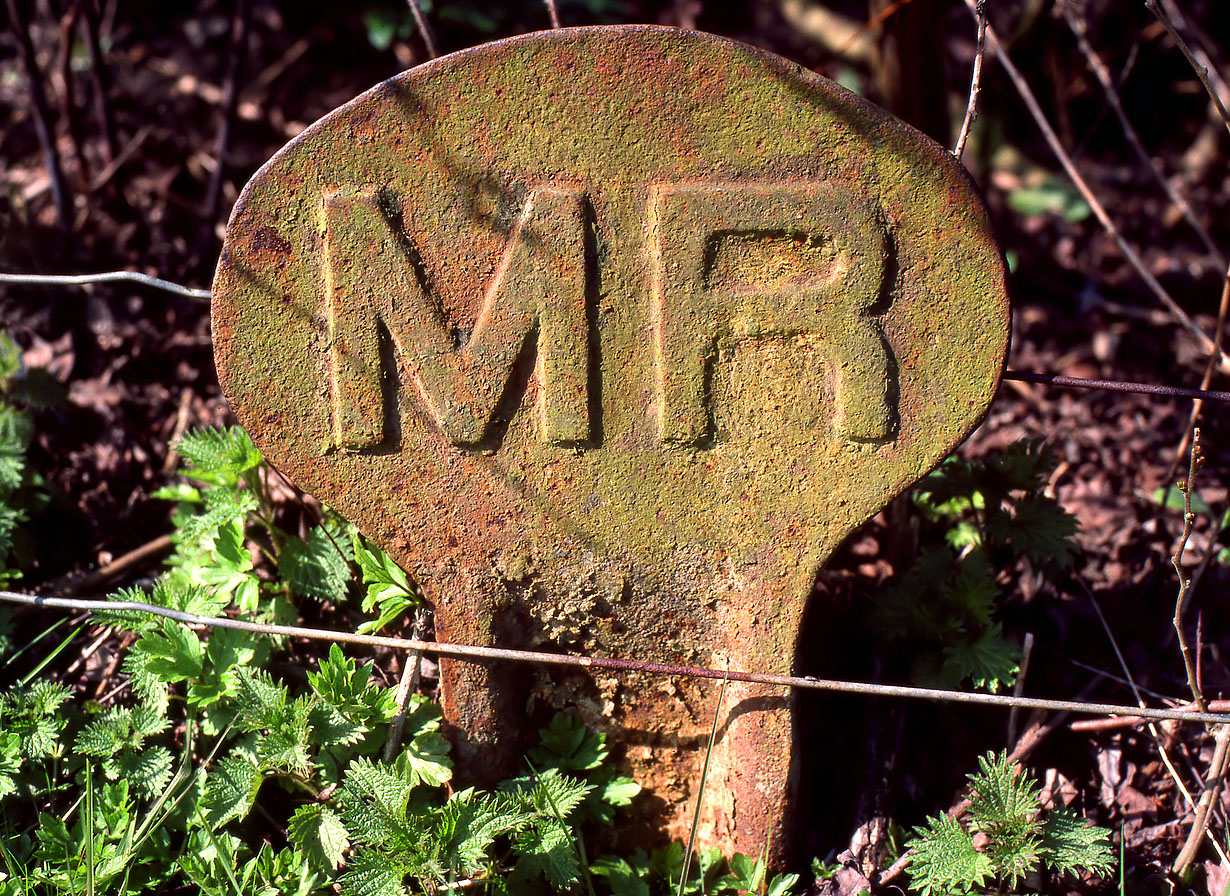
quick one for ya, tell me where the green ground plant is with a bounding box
[0,332,56,585]
[905,751,1113,896]
[873,440,1079,692]
[0,425,802,895]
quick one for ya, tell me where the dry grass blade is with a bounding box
[679,677,727,896]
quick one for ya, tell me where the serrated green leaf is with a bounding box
[280,516,354,604]
[339,848,408,896]
[201,752,262,830]
[137,620,204,682]
[109,745,174,800]
[288,803,349,870]
[176,426,262,487]
[528,713,607,772]
[1039,805,1114,876]
[942,625,1021,692]
[400,730,453,788]
[906,813,993,896]
[354,535,421,634]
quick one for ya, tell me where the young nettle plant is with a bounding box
[7,424,822,895]
[874,440,1079,692]
[0,332,57,586]
[906,752,1113,896]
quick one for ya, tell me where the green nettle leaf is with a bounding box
[907,813,993,896]
[968,752,1040,828]
[590,856,651,896]
[941,625,1021,693]
[339,757,416,845]
[986,494,1079,569]
[340,847,409,896]
[176,426,262,488]
[201,752,262,830]
[280,516,355,604]
[137,620,204,682]
[288,803,349,870]
[109,746,175,800]
[0,730,21,798]
[528,713,607,772]
[400,730,454,789]
[1039,806,1115,876]
[354,534,421,634]
[2,680,70,757]
[512,816,580,889]
[908,752,1113,895]
[433,789,525,877]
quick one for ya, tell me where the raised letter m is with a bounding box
[324,187,590,450]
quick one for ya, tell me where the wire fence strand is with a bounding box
[3,589,1228,726]
[0,271,211,301]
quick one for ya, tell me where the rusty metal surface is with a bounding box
[211,25,1010,861]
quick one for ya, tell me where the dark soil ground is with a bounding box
[3,0,1230,892]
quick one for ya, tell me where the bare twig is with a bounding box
[1166,260,1230,484]
[1173,725,1230,874]
[544,0,561,29]
[1063,4,1224,266]
[80,0,116,165]
[52,535,174,596]
[1172,428,1206,715]
[4,589,1229,725]
[952,0,986,161]
[5,0,71,228]
[197,0,250,259]
[57,0,91,188]
[383,608,429,762]
[1145,0,1230,142]
[964,0,1227,374]
[1072,700,1230,733]
[0,270,210,300]
[407,0,438,59]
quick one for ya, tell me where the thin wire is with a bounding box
[0,271,210,301]
[1003,370,1230,403]
[3,272,1228,404]
[4,590,1228,726]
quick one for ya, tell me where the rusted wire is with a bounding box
[3,589,1229,726]
[0,271,211,300]
[1003,370,1230,403]
[3,270,1229,404]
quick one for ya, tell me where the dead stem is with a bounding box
[1063,4,1224,266]
[407,0,438,59]
[1171,428,1206,714]
[952,0,986,161]
[961,0,1227,374]
[5,0,71,228]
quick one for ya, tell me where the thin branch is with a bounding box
[545,0,561,29]
[80,0,116,165]
[1145,0,1230,142]
[1063,4,1224,267]
[196,0,250,259]
[0,270,211,300]
[952,0,986,161]
[1166,266,1230,482]
[3,589,1230,725]
[1173,725,1230,874]
[407,0,438,59]
[1172,428,1206,714]
[5,0,71,228]
[963,0,1227,374]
